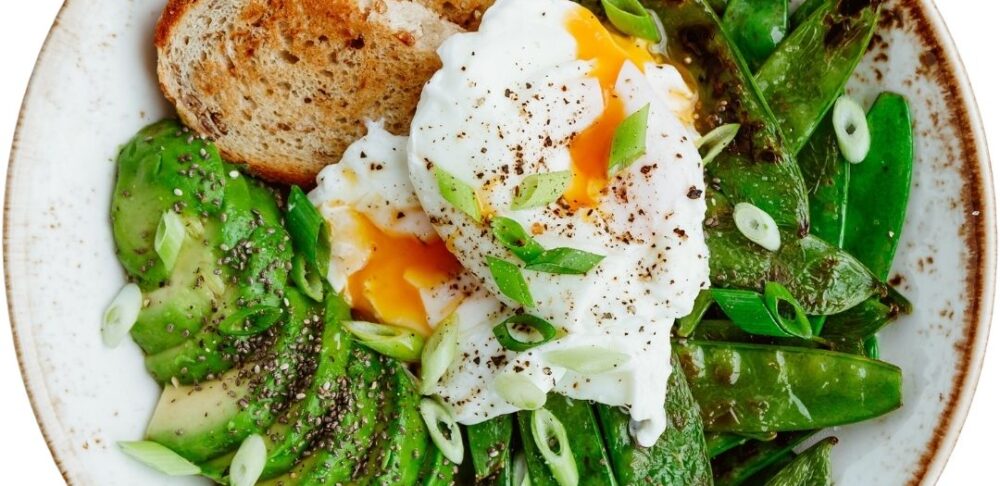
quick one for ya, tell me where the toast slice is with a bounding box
[155,0,465,186]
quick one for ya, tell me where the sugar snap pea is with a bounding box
[545,396,617,486]
[757,0,881,154]
[797,111,849,247]
[723,0,789,70]
[711,432,813,486]
[763,437,836,486]
[843,93,914,280]
[653,0,809,231]
[597,353,712,485]
[706,433,750,458]
[675,341,902,433]
[790,0,827,28]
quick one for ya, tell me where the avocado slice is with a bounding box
[257,348,388,485]
[146,289,320,463]
[113,120,292,374]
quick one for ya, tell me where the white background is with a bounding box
[0,1,995,484]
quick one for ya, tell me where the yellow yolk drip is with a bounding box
[345,212,463,336]
[565,7,656,208]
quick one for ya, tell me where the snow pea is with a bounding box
[467,416,514,481]
[822,286,911,339]
[675,341,902,433]
[654,0,809,231]
[706,433,750,458]
[597,353,712,485]
[797,111,849,247]
[843,93,914,281]
[757,0,881,154]
[763,437,836,486]
[712,432,813,486]
[789,0,828,28]
[723,0,789,70]
[706,189,883,315]
[549,396,617,486]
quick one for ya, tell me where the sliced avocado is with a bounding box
[356,360,429,486]
[146,290,320,463]
[113,120,292,378]
[257,348,387,486]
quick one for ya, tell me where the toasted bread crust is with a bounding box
[155,0,462,186]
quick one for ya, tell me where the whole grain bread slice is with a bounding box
[155,0,468,186]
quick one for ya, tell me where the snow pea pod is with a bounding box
[757,0,880,154]
[597,353,712,486]
[843,93,914,281]
[705,433,750,458]
[548,396,617,486]
[723,0,789,70]
[763,437,836,486]
[653,0,809,231]
[712,432,813,486]
[789,0,827,28]
[822,286,911,339]
[706,189,883,315]
[675,341,902,433]
[797,111,849,247]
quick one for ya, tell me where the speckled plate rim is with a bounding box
[2,0,994,484]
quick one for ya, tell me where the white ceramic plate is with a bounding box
[4,0,995,484]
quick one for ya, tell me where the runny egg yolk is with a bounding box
[344,212,463,336]
[565,7,655,208]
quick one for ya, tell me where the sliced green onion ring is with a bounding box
[648,8,669,56]
[291,254,324,302]
[531,408,578,486]
[420,315,460,394]
[103,283,142,348]
[434,166,482,222]
[486,256,535,308]
[544,346,630,374]
[154,210,186,272]
[492,217,545,263]
[513,452,531,486]
[512,171,572,210]
[229,434,267,486]
[832,95,871,164]
[763,282,813,339]
[608,104,650,176]
[524,247,604,275]
[601,0,661,42]
[287,186,331,277]
[118,441,201,476]
[343,320,425,362]
[732,202,781,251]
[695,123,740,165]
[493,314,557,352]
[711,288,784,337]
[218,306,283,336]
[419,398,465,464]
[495,372,547,410]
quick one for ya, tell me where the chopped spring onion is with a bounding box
[512,171,572,210]
[218,306,283,336]
[420,315,460,395]
[733,202,781,251]
[492,217,545,263]
[154,210,186,272]
[102,283,142,348]
[343,320,425,362]
[495,372,547,410]
[118,441,200,476]
[524,247,604,275]
[763,282,813,340]
[544,346,629,374]
[696,123,740,165]
[608,104,650,176]
[601,0,661,42]
[291,254,324,302]
[676,289,714,338]
[531,409,578,486]
[513,453,531,486]
[229,434,267,486]
[486,256,535,308]
[833,95,871,164]
[493,314,558,352]
[434,167,482,222]
[648,8,669,56]
[287,186,331,277]
[420,398,465,464]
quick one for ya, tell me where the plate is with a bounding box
[4,0,994,484]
